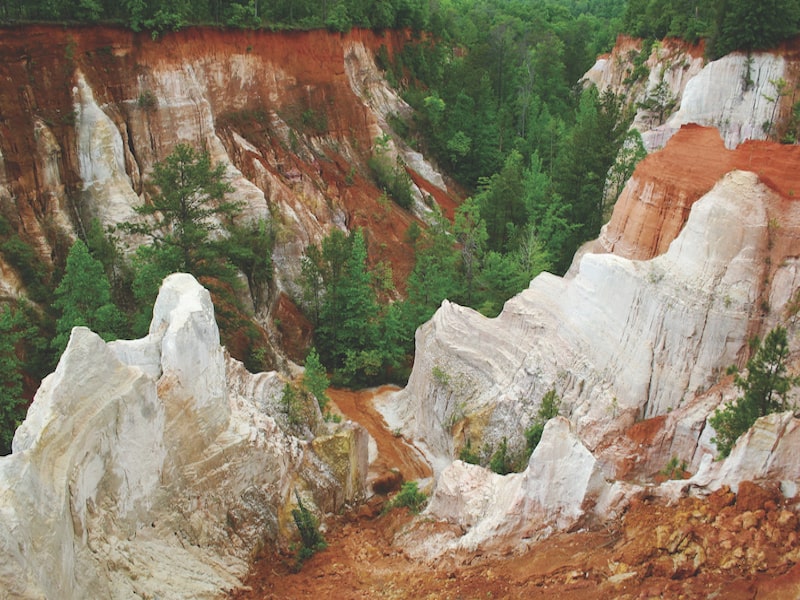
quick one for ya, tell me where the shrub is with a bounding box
[458,438,480,464]
[489,437,516,474]
[368,135,414,210]
[659,456,689,480]
[291,492,327,566]
[386,481,427,514]
[523,388,561,461]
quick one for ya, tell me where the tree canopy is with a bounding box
[52,239,126,356]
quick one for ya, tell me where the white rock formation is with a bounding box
[401,418,618,559]
[586,41,793,152]
[0,273,368,599]
[74,71,142,230]
[651,52,787,150]
[385,170,780,471]
[695,411,800,494]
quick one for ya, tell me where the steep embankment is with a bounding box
[585,35,800,151]
[382,116,800,559]
[0,26,454,358]
[598,124,800,260]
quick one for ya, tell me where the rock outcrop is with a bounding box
[0,26,453,358]
[400,418,616,559]
[596,124,800,261]
[586,36,800,151]
[382,123,800,554]
[0,273,368,599]
[386,166,800,466]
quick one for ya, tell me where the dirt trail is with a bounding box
[231,391,800,600]
[329,386,431,484]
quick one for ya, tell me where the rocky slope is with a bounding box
[585,36,800,151]
[382,120,800,556]
[0,25,452,359]
[0,273,368,599]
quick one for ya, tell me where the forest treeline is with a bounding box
[623,0,800,58]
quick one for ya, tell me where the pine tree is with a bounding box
[302,347,330,411]
[710,326,797,457]
[120,144,238,276]
[52,240,126,356]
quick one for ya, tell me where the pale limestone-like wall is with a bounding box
[399,417,615,559]
[587,40,793,152]
[384,171,785,472]
[0,274,368,599]
[653,52,787,149]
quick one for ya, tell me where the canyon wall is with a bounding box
[0,273,369,598]
[0,26,452,357]
[585,36,800,151]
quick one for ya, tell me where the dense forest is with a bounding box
[1,0,799,453]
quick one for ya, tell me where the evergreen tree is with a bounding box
[120,144,238,277]
[52,240,126,356]
[0,306,24,455]
[302,347,330,411]
[714,0,800,56]
[710,326,797,457]
[318,229,379,378]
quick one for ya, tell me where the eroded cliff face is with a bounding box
[0,273,369,599]
[585,35,800,151]
[0,26,451,353]
[383,118,800,555]
[597,124,800,261]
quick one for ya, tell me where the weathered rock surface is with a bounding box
[586,36,800,151]
[596,124,800,261]
[0,273,368,599]
[382,127,800,554]
[0,26,452,361]
[400,418,615,559]
[386,168,798,467]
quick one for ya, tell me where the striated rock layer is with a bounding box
[382,131,800,554]
[586,35,800,151]
[597,124,800,261]
[0,26,453,357]
[0,273,368,599]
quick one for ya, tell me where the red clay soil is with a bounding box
[231,390,800,600]
[605,124,800,260]
[329,386,431,483]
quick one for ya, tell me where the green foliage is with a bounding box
[137,90,158,111]
[622,0,800,57]
[385,481,427,514]
[52,240,127,356]
[120,144,239,276]
[604,129,647,212]
[282,382,304,426]
[226,0,261,28]
[302,347,330,412]
[0,306,25,455]
[551,86,631,271]
[368,136,415,210]
[291,492,327,567]
[458,438,480,464]
[221,218,275,304]
[659,456,689,480]
[710,326,797,458]
[300,228,403,387]
[1,235,50,303]
[524,388,561,462]
[488,437,514,475]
